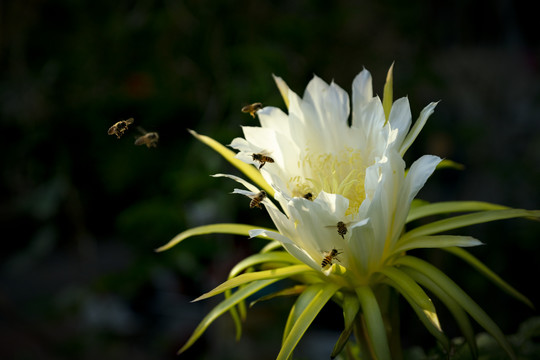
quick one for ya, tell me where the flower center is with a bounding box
[289,147,366,215]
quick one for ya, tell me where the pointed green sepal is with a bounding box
[178,279,279,354]
[189,129,274,197]
[445,247,534,309]
[249,285,308,308]
[331,294,360,359]
[402,209,540,242]
[392,235,482,256]
[403,266,478,358]
[155,223,276,252]
[396,256,517,360]
[278,282,341,360]
[406,201,510,223]
[382,62,394,123]
[194,264,313,302]
[355,285,392,360]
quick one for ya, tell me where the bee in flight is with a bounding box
[252,152,274,169]
[248,190,267,209]
[321,248,342,268]
[326,221,349,239]
[241,102,263,118]
[134,127,159,148]
[108,118,134,139]
[303,192,314,201]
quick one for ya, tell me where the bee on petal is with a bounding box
[321,248,342,268]
[325,221,350,239]
[134,127,159,148]
[248,190,267,209]
[252,151,274,169]
[108,118,134,139]
[303,192,314,201]
[241,102,263,118]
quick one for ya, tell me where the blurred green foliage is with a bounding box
[1,0,539,359]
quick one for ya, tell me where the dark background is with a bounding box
[1,1,539,359]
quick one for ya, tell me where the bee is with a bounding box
[249,190,267,209]
[252,152,274,169]
[321,248,342,268]
[108,118,134,139]
[325,221,349,239]
[303,192,313,201]
[241,102,263,118]
[134,127,159,148]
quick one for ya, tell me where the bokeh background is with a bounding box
[1,0,539,359]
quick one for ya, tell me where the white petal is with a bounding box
[352,68,373,111]
[212,173,260,193]
[387,154,442,249]
[399,101,439,156]
[272,74,290,108]
[257,106,291,137]
[388,97,412,149]
[249,228,320,269]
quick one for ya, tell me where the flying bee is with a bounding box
[108,118,134,139]
[252,152,274,169]
[303,192,314,201]
[321,248,342,268]
[134,127,159,148]
[241,102,263,118]
[248,190,267,209]
[325,221,350,239]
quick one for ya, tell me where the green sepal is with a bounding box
[436,159,465,171]
[403,266,478,358]
[331,294,360,359]
[444,247,534,309]
[224,251,300,334]
[194,264,313,302]
[401,209,540,242]
[355,285,392,360]
[155,223,276,252]
[249,285,308,308]
[178,279,279,354]
[229,251,301,279]
[383,275,450,353]
[278,282,341,360]
[396,256,517,360]
[406,201,509,223]
[392,235,482,256]
[260,240,284,253]
[189,129,275,197]
[382,62,394,123]
[378,267,441,332]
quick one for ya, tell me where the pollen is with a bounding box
[289,147,366,215]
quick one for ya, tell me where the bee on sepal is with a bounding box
[252,151,274,169]
[134,127,159,148]
[241,102,263,118]
[108,118,134,139]
[233,189,267,209]
[325,221,351,239]
[321,248,342,268]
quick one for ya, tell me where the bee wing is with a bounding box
[259,149,274,156]
[125,118,134,125]
[136,126,148,134]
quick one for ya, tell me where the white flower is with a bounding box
[229,70,441,283]
[162,66,537,360]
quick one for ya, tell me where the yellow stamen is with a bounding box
[289,148,366,215]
